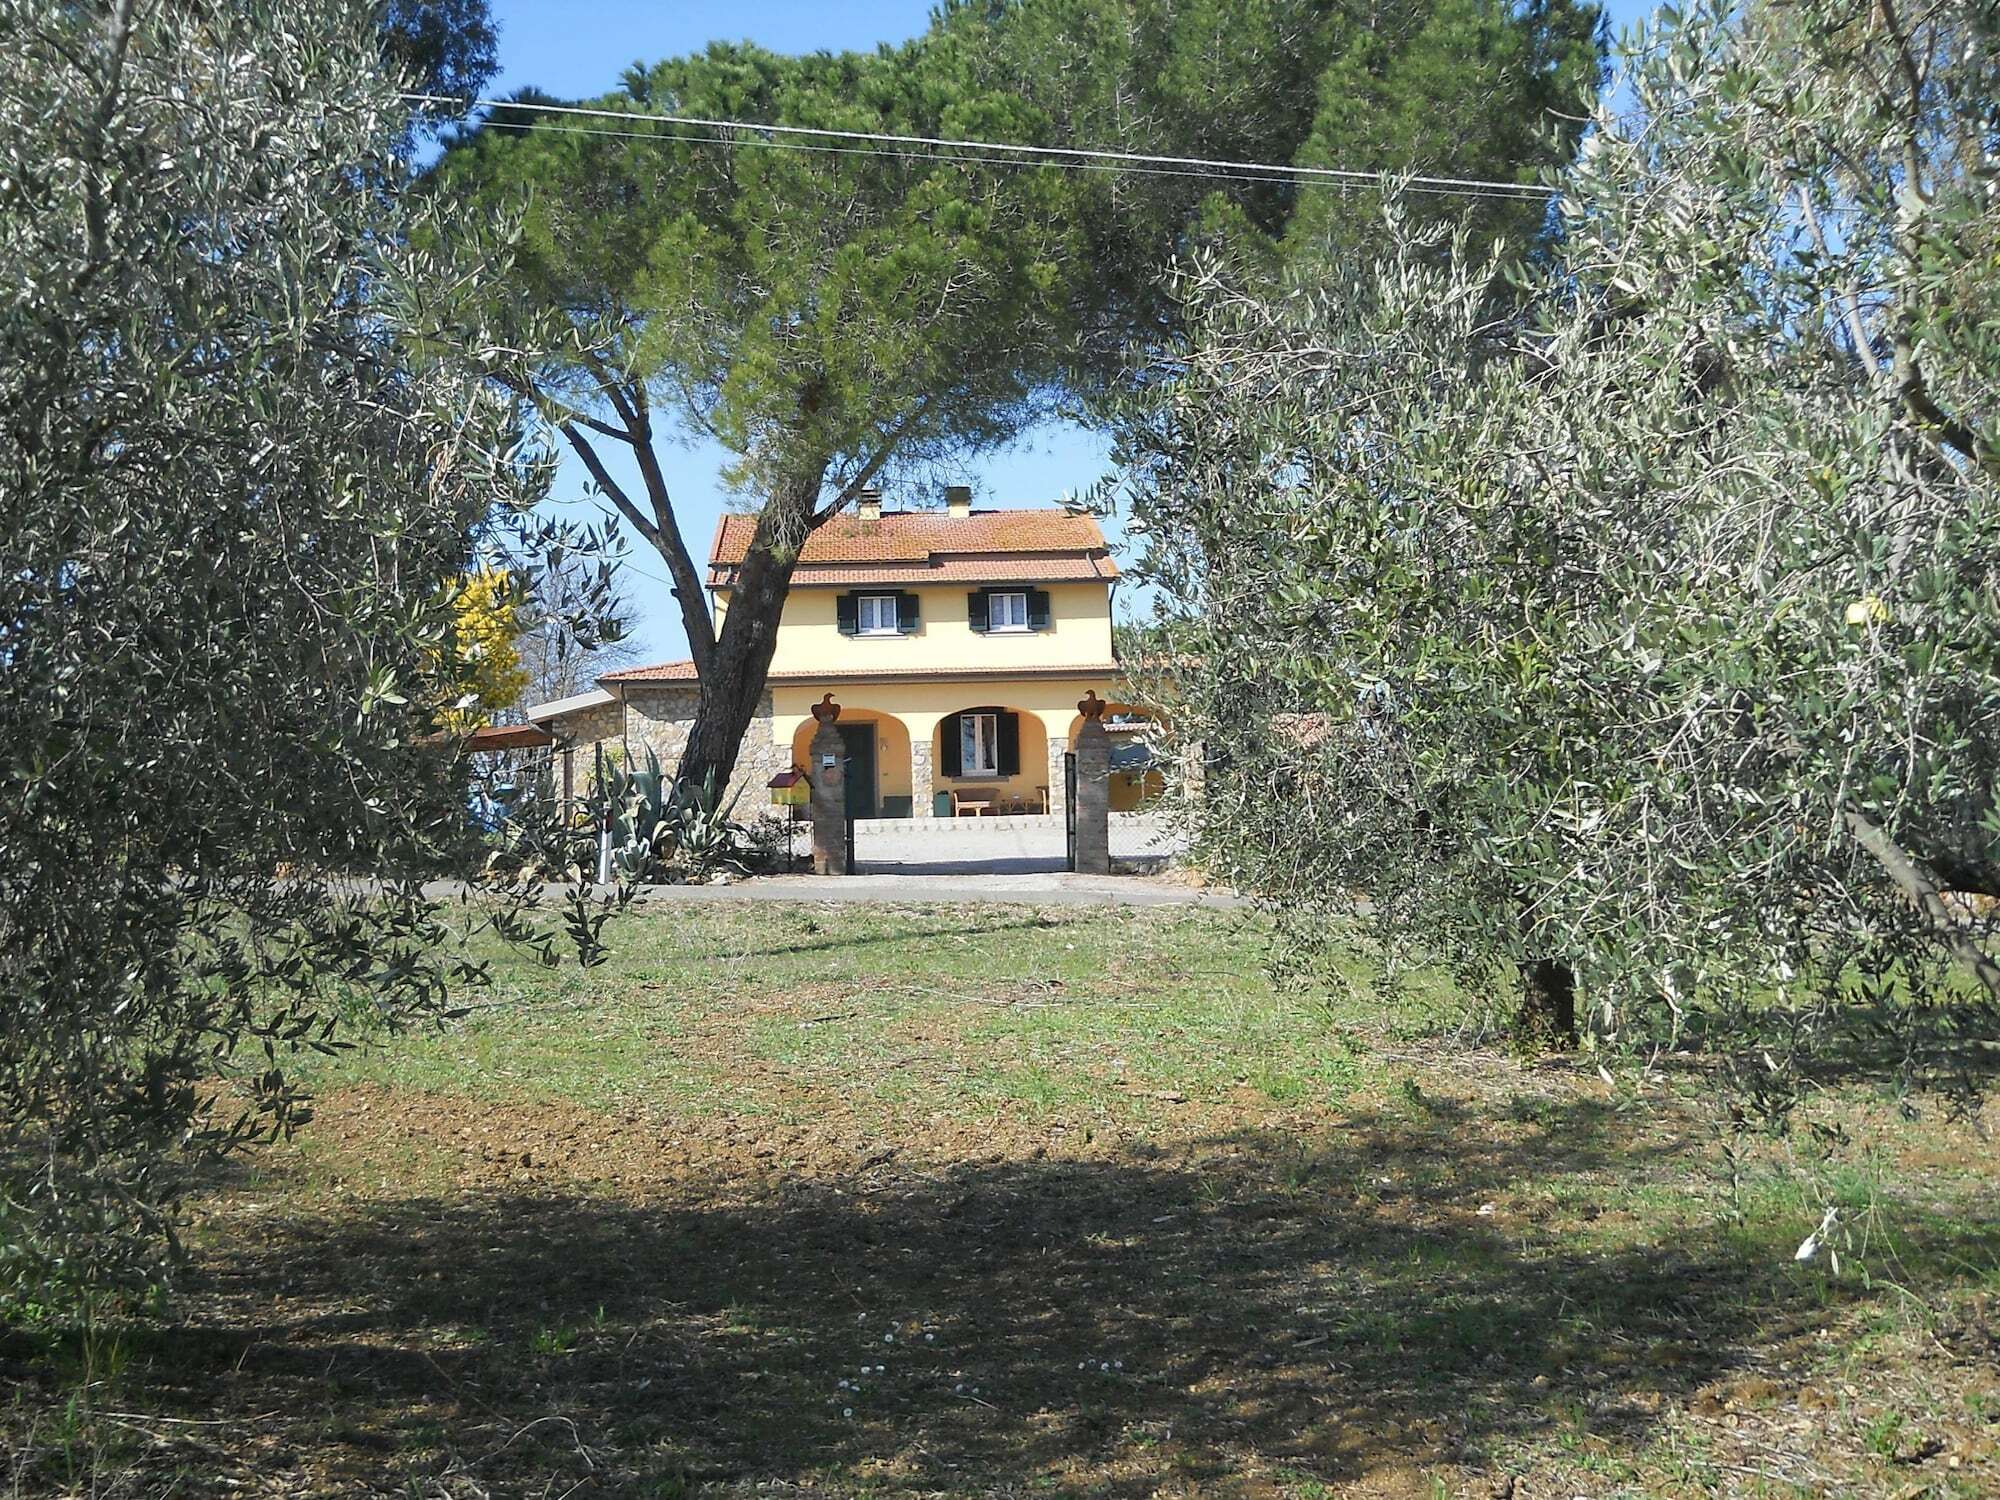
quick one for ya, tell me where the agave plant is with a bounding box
[597,752,747,881]
[667,769,748,880]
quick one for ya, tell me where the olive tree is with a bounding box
[1125,0,2000,1096]
[0,0,605,1305]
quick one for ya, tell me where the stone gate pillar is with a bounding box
[1072,690,1111,874]
[912,736,935,819]
[1045,735,1068,818]
[807,694,848,876]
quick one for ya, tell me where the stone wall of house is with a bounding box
[621,684,701,770]
[625,684,786,826]
[541,685,784,826]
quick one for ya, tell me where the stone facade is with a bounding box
[542,684,786,826]
[1044,735,1069,819]
[910,738,934,818]
[1070,712,1111,874]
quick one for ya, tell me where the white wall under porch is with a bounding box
[846,810,1181,875]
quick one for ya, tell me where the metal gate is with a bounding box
[1063,751,1077,872]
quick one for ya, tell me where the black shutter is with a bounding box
[897,592,919,634]
[967,590,989,632]
[836,592,858,635]
[940,713,963,777]
[1027,589,1051,630]
[997,710,1020,776]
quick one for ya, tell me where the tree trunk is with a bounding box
[674,465,826,795]
[1515,956,1578,1051]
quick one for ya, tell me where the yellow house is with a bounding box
[528,486,1158,819]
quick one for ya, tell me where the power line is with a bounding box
[474,118,1395,197]
[405,92,1559,204]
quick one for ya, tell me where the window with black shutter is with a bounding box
[968,588,1053,633]
[942,708,1018,779]
[996,709,1020,775]
[940,712,963,776]
[840,591,916,636]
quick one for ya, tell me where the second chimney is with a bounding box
[856,485,882,522]
[945,484,972,520]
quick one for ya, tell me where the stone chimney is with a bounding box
[945,484,972,520]
[856,485,882,522]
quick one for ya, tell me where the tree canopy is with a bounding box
[0,0,601,1303]
[1123,0,2000,1103]
[426,0,1604,788]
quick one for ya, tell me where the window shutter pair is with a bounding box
[938,708,1020,778]
[967,588,1052,631]
[837,591,918,635]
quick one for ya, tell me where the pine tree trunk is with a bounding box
[674,466,825,794]
[1515,956,1578,1051]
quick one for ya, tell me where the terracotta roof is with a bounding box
[783,555,1115,587]
[763,663,1120,684]
[461,723,554,750]
[706,508,1119,584]
[595,659,1120,689]
[598,659,698,683]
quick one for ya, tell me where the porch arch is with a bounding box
[786,708,915,818]
[928,704,1052,817]
[1066,701,1164,812]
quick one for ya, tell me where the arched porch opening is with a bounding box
[928,704,1052,817]
[1067,701,1165,812]
[787,708,915,819]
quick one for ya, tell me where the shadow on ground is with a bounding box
[17,1097,1998,1497]
[854,856,1070,875]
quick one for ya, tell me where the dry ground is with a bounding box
[4,904,1997,1498]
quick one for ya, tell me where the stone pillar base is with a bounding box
[1072,717,1111,875]
[912,736,935,818]
[808,718,848,875]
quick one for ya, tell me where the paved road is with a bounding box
[426,874,1238,909]
[621,871,1242,908]
[439,813,1230,907]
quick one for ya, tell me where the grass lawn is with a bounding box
[5,903,1997,1497]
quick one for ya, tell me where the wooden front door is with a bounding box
[837,723,877,819]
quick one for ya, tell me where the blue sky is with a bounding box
[485,0,1661,669]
